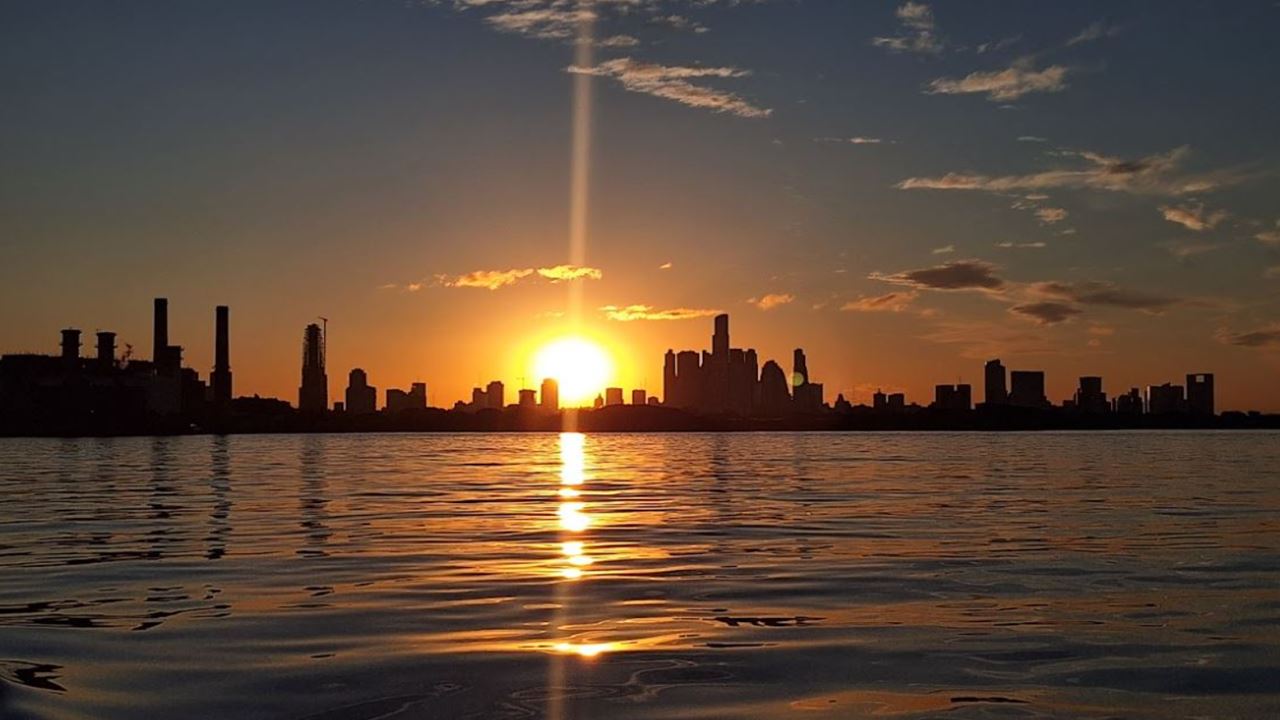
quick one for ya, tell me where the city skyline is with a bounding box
[3,2,1280,411]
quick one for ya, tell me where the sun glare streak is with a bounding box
[568,1,594,326]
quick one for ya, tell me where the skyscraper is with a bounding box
[758,360,790,416]
[984,359,1007,406]
[153,297,168,365]
[662,350,676,407]
[1074,376,1108,414]
[486,380,504,410]
[1147,383,1185,415]
[631,389,646,405]
[211,305,232,405]
[518,389,536,408]
[605,387,624,406]
[540,377,559,411]
[713,313,729,358]
[1186,373,1215,416]
[298,323,328,412]
[345,368,376,414]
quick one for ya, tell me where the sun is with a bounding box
[532,337,614,407]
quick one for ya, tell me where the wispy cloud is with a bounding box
[437,264,602,290]
[1010,301,1082,325]
[1256,220,1280,245]
[873,2,943,55]
[871,259,1005,291]
[1035,207,1068,225]
[601,304,721,321]
[817,136,895,145]
[932,244,955,255]
[899,146,1244,196]
[1160,203,1228,231]
[841,291,918,313]
[1032,280,1178,311]
[658,261,673,270]
[1217,324,1280,348]
[995,241,1047,249]
[567,58,771,118]
[927,58,1068,101]
[1018,135,1049,143]
[1163,240,1222,259]
[1066,21,1121,47]
[750,293,796,310]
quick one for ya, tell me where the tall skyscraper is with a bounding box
[211,305,232,405]
[345,368,376,414]
[984,359,1007,406]
[662,351,676,407]
[1074,376,1107,414]
[713,313,729,357]
[298,323,328,412]
[540,377,559,410]
[1186,373,1215,416]
[793,348,809,388]
[486,380,504,410]
[758,360,791,416]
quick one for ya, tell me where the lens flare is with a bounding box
[532,337,613,407]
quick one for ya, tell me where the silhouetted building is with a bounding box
[386,382,426,412]
[605,387,624,406]
[61,328,80,367]
[153,298,168,365]
[873,389,887,411]
[1187,373,1214,416]
[646,396,660,406]
[1009,370,1048,408]
[1115,388,1143,415]
[631,389,646,405]
[758,360,791,415]
[593,393,604,409]
[834,393,852,412]
[984,359,1007,406]
[486,380,504,410]
[1074,376,1108,414]
[1147,383,1185,415]
[518,388,536,408]
[934,384,972,411]
[211,305,232,405]
[344,368,376,414]
[540,378,559,411]
[662,351,677,408]
[887,393,906,412]
[298,323,328,413]
[792,348,823,412]
[664,315,761,414]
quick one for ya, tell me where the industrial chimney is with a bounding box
[211,305,232,404]
[60,328,81,365]
[96,331,116,369]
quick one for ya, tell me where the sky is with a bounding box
[2,0,1279,411]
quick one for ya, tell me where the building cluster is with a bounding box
[873,359,1216,417]
[662,314,826,417]
[0,297,232,424]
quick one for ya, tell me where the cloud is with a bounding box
[927,58,1068,101]
[1035,207,1068,224]
[567,58,771,118]
[841,291,918,313]
[537,264,603,282]
[872,2,943,55]
[932,244,955,254]
[601,304,721,321]
[1032,280,1178,310]
[1010,301,1083,325]
[658,261,673,270]
[1256,220,1280,245]
[652,14,707,34]
[818,136,894,145]
[1217,324,1280,348]
[599,34,640,48]
[1018,135,1049,143]
[483,5,594,41]
[898,145,1243,197]
[750,293,796,310]
[1163,240,1221,259]
[1160,203,1228,231]
[1067,21,1121,46]
[995,241,1047,249]
[438,264,602,290]
[872,259,1005,291]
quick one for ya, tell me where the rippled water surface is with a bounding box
[1,432,1278,719]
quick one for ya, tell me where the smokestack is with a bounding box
[96,331,116,369]
[212,305,232,404]
[61,328,81,364]
[153,298,168,364]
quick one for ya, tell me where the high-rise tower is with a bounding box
[153,298,168,364]
[298,322,328,412]
[984,359,1007,406]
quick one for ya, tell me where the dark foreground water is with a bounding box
[1,432,1278,719]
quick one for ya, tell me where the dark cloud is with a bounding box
[872,260,1004,291]
[1010,301,1082,325]
[1033,281,1178,310]
[1219,326,1280,348]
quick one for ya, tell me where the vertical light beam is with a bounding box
[568,0,595,328]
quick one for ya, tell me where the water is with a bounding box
[1,432,1278,719]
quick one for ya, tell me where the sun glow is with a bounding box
[532,337,613,407]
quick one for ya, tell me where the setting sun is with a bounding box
[531,337,614,407]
